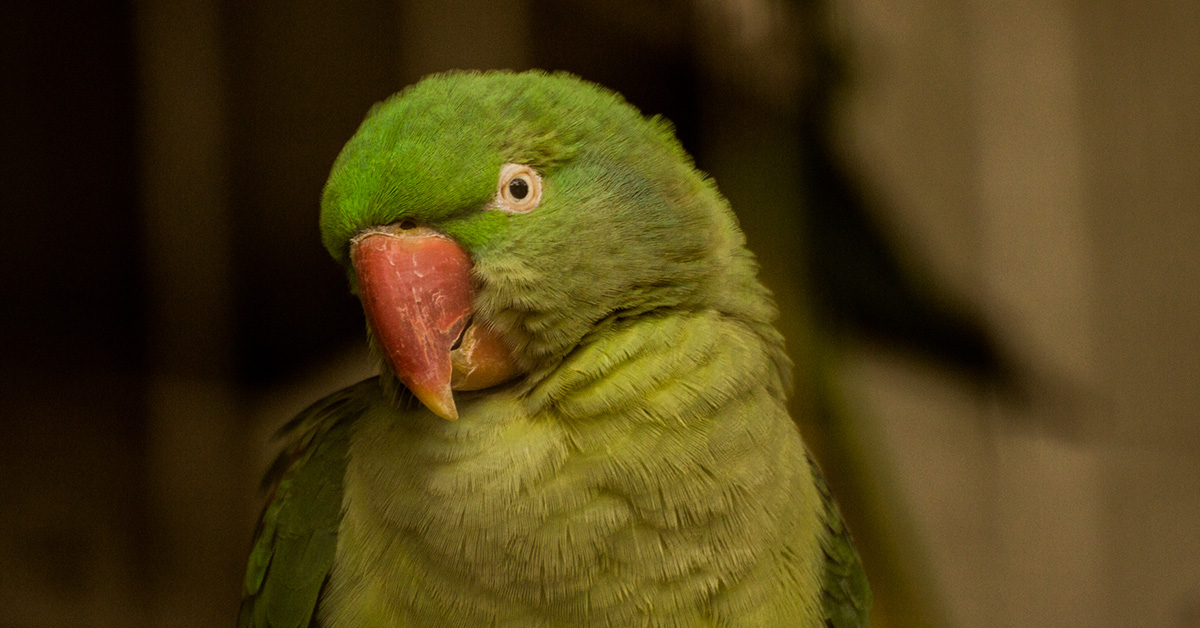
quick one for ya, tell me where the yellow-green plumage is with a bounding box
[240,70,869,627]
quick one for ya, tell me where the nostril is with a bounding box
[397,219,418,230]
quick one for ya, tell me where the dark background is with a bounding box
[3,1,1198,627]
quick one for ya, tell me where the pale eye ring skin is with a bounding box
[495,163,543,213]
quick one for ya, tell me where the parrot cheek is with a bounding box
[351,229,475,420]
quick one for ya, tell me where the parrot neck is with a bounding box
[528,308,788,420]
[325,308,826,626]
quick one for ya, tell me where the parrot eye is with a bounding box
[495,163,542,213]
[509,178,529,199]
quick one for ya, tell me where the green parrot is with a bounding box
[239,70,870,628]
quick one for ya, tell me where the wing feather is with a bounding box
[238,378,379,628]
[811,457,872,627]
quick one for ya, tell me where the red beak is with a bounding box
[351,228,474,420]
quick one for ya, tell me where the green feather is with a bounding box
[239,379,379,628]
[811,457,872,627]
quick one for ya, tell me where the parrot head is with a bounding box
[320,71,779,420]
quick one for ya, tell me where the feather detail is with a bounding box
[810,456,872,627]
[238,378,379,628]
[320,311,834,627]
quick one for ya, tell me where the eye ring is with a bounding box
[495,163,543,213]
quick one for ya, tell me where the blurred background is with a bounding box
[2,0,1198,626]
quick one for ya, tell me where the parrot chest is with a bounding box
[319,315,828,627]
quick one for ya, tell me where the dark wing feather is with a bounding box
[238,377,379,628]
[811,456,872,627]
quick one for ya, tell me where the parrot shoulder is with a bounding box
[238,377,380,628]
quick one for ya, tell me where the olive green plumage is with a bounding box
[240,70,869,627]
[240,380,377,628]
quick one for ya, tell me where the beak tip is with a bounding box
[411,384,459,421]
[434,403,459,422]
